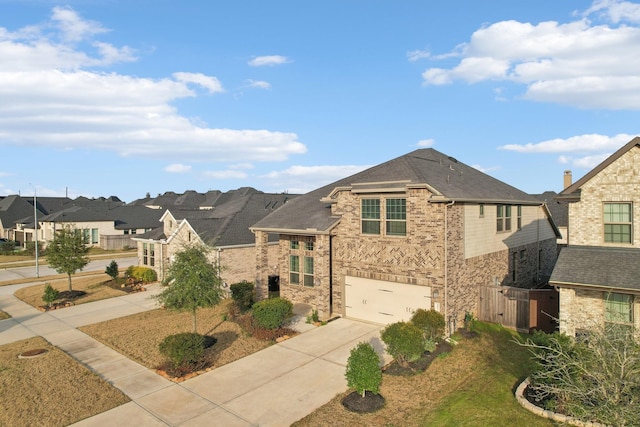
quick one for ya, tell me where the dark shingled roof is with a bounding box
[550,246,640,292]
[532,191,568,228]
[252,148,542,233]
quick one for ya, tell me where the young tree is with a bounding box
[46,225,89,292]
[345,342,382,397]
[155,244,224,333]
[105,260,119,283]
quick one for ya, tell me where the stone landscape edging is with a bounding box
[515,377,608,427]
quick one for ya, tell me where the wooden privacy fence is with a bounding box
[478,286,558,333]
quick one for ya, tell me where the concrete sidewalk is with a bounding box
[0,283,388,426]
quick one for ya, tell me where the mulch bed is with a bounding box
[342,390,386,413]
[38,290,87,311]
[383,340,454,376]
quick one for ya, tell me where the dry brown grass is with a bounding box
[0,336,129,427]
[14,275,130,309]
[80,300,272,373]
[0,310,10,320]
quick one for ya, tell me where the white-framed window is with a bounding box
[517,205,522,230]
[289,255,300,284]
[604,202,632,243]
[303,256,314,287]
[479,204,485,218]
[143,243,149,265]
[497,205,512,232]
[149,243,155,267]
[361,199,381,235]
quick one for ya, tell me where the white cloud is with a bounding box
[173,72,224,94]
[248,55,290,67]
[165,163,192,173]
[558,153,612,169]
[0,8,306,164]
[416,138,435,147]
[420,1,640,109]
[262,164,371,194]
[51,6,108,42]
[245,79,271,89]
[582,0,640,23]
[203,170,248,179]
[407,49,431,62]
[498,133,635,153]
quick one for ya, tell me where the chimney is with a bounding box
[563,170,572,189]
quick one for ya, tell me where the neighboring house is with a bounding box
[533,190,569,247]
[550,137,640,336]
[251,148,560,333]
[38,204,164,250]
[0,195,42,242]
[132,187,296,285]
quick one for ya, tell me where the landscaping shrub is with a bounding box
[105,260,119,282]
[411,308,445,341]
[25,241,44,257]
[345,342,382,397]
[0,240,16,254]
[158,332,205,368]
[126,266,157,283]
[252,297,293,330]
[42,283,59,307]
[230,281,254,311]
[380,321,424,367]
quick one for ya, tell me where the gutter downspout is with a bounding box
[444,200,455,336]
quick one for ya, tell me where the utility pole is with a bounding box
[31,185,39,278]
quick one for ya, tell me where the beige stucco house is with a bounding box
[252,148,559,333]
[551,136,640,336]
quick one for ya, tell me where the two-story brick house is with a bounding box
[551,137,640,336]
[251,148,559,333]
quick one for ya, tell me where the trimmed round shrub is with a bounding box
[159,333,205,368]
[252,297,293,330]
[127,266,157,283]
[345,342,382,397]
[411,309,445,340]
[380,321,424,367]
[230,281,255,311]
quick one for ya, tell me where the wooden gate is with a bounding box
[478,286,558,333]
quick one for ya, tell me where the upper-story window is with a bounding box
[603,202,632,243]
[517,206,522,230]
[479,204,485,218]
[386,198,406,236]
[497,205,512,232]
[361,198,407,236]
[361,199,381,235]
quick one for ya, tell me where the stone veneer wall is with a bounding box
[218,244,279,286]
[567,145,640,247]
[559,287,640,336]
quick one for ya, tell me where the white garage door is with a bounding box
[344,276,431,324]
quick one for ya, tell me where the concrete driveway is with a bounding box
[0,274,389,426]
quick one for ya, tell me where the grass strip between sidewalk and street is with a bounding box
[0,336,130,427]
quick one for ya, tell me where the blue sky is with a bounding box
[1,0,639,202]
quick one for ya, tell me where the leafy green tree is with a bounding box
[345,342,382,397]
[105,260,119,283]
[46,225,89,292]
[155,244,224,333]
